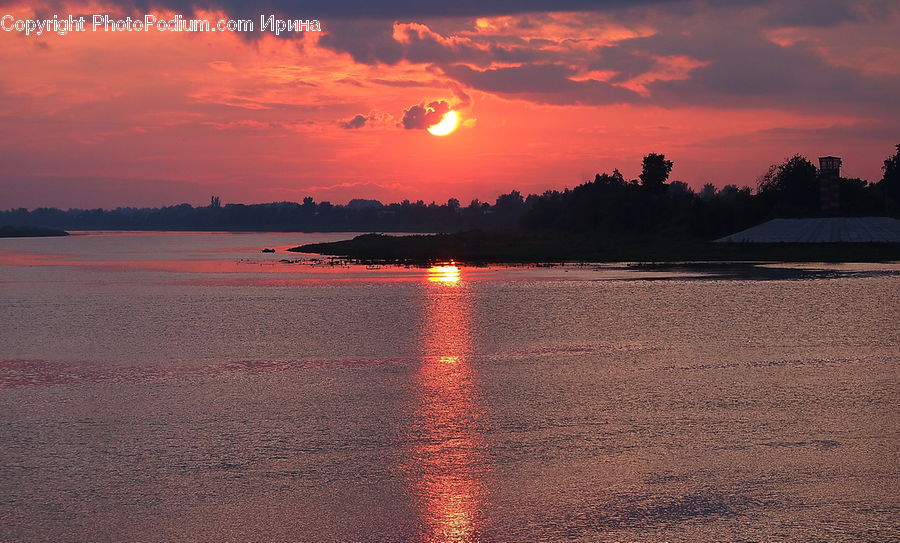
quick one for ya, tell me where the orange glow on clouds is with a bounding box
[0,1,896,208]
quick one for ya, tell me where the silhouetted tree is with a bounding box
[495,190,524,211]
[757,154,819,216]
[719,184,751,202]
[594,169,627,188]
[8,148,896,237]
[699,183,717,200]
[837,177,876,215]
[639,153,673,191]
[880,144,900,204]
[668,181,693,198]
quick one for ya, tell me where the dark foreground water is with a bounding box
[1,232,898,542]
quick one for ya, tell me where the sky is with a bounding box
[1,0,898,209]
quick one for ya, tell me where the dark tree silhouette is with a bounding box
[5,148,898,237]
[639,153,674,191]
[880,144,900,201]
[495,190,524,210]
[757,154,819,216]
[883,144,900,182]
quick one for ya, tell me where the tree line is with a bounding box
[3,145,899,239]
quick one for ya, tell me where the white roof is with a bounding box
[716,217,900,243]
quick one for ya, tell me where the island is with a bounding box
[290,149,900,264]
[0,225,69,238]
[288,230,900,264]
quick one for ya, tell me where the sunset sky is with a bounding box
[1,0,898,208]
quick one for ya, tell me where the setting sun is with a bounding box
[427,110,459,136]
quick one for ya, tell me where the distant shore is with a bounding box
[0,226,69,238]
[289,231,900,264]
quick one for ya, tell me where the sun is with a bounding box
[427,110,459,136]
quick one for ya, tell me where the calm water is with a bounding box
[1,232,898,542]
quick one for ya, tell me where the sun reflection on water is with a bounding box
[416,265,486,542]
[427,264,461,285]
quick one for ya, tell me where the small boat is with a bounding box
[261,248,276,253]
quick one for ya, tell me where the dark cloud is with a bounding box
[761,0,870,27]
[317,20,403,64]
[400,100,451,129]
[487,42,549,65]
[443,64,576,94]
[104,0,687,20]
[589,47,657,83]
[49,0,899,116]
[319,20,497,66]
[398,26,490,65]
[340,114,367,129]
[393,89,471,131]
[40,0,891,27]
[441,64,642,105]
[622,24,900,112]
[315,4,898,112]
[370,78,438,88]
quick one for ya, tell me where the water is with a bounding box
[1,232,898,542]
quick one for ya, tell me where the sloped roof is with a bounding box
[716,217,900,243]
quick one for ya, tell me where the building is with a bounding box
[818,156,841,215]
[716,217,900,243]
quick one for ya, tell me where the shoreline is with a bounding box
[0,226,69,238]
[288,231,900,265]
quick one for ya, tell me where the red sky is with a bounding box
[1,0,899,208]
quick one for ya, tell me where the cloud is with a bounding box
[442,63,642,105]
[317,20,404,64]
[626,22,900,112]
[4,0,899,210]
[395,86,471,131]
[115,0,900,116]
[761,0,881,28]
[589,47,656,83]
[337,111,396,129]
[400,100,451,129]
[106,0,687,20]
[340,114,367,129]
[322,2,900,115]
[319,20,499,66]
[370,78,442,88]
[450,84,472,108]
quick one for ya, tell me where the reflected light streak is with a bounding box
[427,265,461,285]
[415,267,486,542]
